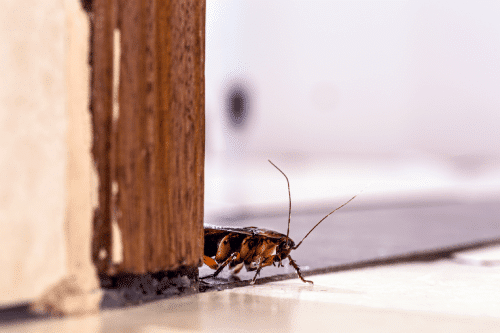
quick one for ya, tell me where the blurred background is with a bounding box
[204,0,500,224]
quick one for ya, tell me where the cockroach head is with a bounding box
[277,237,295,259]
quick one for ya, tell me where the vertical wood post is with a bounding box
[91,0,205,275]
[91,0,114,274]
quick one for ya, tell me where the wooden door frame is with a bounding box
[90,0,205,277]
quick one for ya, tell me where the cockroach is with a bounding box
[202,160,360,284]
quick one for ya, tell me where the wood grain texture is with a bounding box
[91,0,205,275]
[91,0,114,273]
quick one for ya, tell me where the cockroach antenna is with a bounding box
[293,183,369,250]
[268,160,292,248]
[292,191,360,250]
[268,159,367,251]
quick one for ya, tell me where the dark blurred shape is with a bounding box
[227,84,249,128]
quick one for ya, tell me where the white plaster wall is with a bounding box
[206,0,500,157]
[0,0,67,305]
[204,0,500,218]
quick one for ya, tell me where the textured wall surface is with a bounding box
[0,0,67,305]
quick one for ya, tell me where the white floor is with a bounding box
[3,245,500,333]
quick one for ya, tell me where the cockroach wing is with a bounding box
[248,227,288,240]
[204,224,256,235]
[203,224,254,258]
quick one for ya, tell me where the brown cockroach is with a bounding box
[202,160,360,284]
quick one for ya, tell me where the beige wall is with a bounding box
[0,0,86,305]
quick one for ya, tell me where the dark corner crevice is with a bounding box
[99,266,199,309]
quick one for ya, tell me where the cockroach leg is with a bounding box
[201,252,240,280]
[213,252,239,277]
[288,255,313,284]
[250,261,264,285]
[203,255,219,270]
[231,262,244,275]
